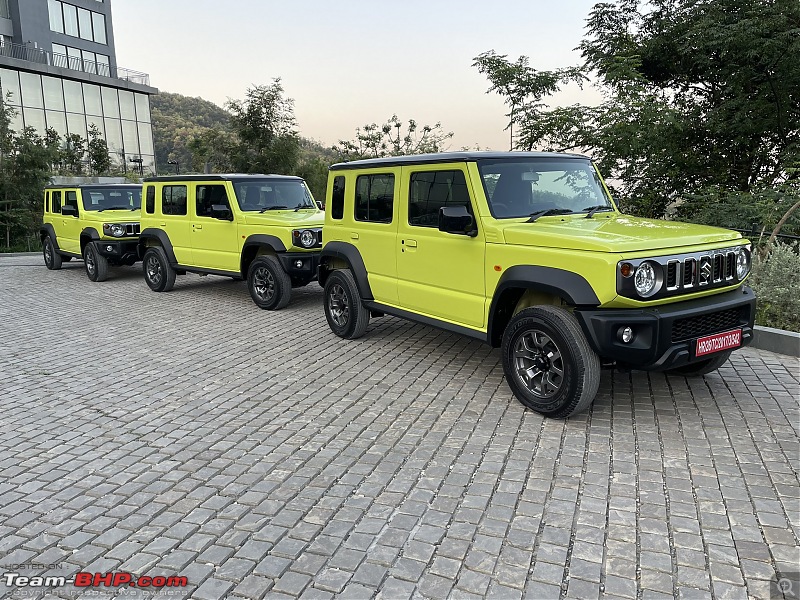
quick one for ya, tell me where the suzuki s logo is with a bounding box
[699,256,712,285]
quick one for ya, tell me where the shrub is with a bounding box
[750,242,800,332]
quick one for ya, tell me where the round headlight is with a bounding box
[299,230,316,248]
[736,246,750,280]
[111,224,126,237]
[634,261,661,297]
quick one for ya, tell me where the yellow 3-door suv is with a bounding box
[138,174,323,309]
[319,152,756,418]
[41,184,142,281]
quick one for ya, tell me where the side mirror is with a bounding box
[316,201,324,211]
[439,205,477,237]
[211,205,233,221]
[61,204,78,217]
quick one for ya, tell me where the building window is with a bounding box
[408,170,473,228]
[49,1,108,45]
[355,174,394,223]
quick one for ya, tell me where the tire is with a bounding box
[43,236,62,270]
[324,269,369,339]
[83,243,108,282]
[142,247,176,292]
[666,351,731,377]
[501,306,600,418]
[247,256,291,310]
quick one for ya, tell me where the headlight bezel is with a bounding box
[292,228,322,249]
[735,245,751,280]
[103,223,126,238]
[633,260,662,298]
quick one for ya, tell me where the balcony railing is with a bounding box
[0,41,150,86]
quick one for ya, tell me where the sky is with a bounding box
[111,0,604,151]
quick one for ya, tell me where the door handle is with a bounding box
[405,239,417,248]
[351,233,359,240]
[159,222,166,226]
[195,224,203,230]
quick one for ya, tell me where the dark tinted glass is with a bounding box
[162,185,187,216]
[355,174,394,223]
[196,185,230,217]
[331,176,345,220]
[408,170,472,227]
[145,186,155,214]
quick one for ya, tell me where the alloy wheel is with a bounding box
[513,329,565,399]
[328,283,349,327]
[252,266,275,302]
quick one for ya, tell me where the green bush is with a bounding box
[750,243,800,332]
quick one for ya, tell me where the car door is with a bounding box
[158,184,193,265]
[191,183,239,272]
[350,170,399,305]
[60,189,82,254]
[396,165,486,329]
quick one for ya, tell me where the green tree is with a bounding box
[473,0,800,218]
[61,133,86,175]
[87,123,111,174]
[186,127,235,174]
[226,79,300,174]
[334,115,454,161]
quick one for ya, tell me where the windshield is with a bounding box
[233,179,315,211]
[81,187,142,211]
[478,159,613,219]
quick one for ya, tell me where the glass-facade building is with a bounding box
[0,0,157,174]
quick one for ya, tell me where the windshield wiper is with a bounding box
[583,205,613,218]
[526,208,573,223]
[294,203,312,212]
[259,205,289,213]
[97,206,129,212]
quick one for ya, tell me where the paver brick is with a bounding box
[0,256,796,600]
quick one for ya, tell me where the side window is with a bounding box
[331,176,345,220]
[65,191,78,213]
[145,186,155,214]
[44,191,50,213]
[355,174,394,223]
[162,185,187,216]
[408,170,473,228]
[196,185,230,217]
[52,191,62,213]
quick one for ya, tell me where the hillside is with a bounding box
[150,92,231,173]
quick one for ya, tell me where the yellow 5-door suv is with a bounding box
[319,152,756,418]
[41,184,142,281]
[138,174,323,310]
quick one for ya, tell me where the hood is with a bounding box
[242,210,325,227]
[501,213,742,253]
[83,209,141,221]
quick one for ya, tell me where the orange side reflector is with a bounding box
[494,265,502,272]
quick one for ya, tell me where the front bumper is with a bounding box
[574,286,756,370]
[94,239,140,263]
[277,251,320,281]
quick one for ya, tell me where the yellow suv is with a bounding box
[319,152,756,418]
[138,174,323,309]
[41,184,142,281]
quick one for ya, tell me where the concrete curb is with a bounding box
[752,325,800,358]
[0,252,41,257]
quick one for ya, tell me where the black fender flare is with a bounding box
[240,234,287,276]
[319,241,373,301]
[40,224,59,250]
[80,227,100,251]
[138,228,178,264]
[487,265,600,347]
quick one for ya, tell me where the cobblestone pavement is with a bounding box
[0,255,797,600]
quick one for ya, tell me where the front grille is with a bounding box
[125,223,141,236]
[671,307,744,342]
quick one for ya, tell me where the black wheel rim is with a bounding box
[43,242,52,265]
[85,248,95,275]
[513,329,564,399]
[146,255,162,286]
[328,283,349,327]
[252,266,275,302]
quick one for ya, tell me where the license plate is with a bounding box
[695,329,742,357]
